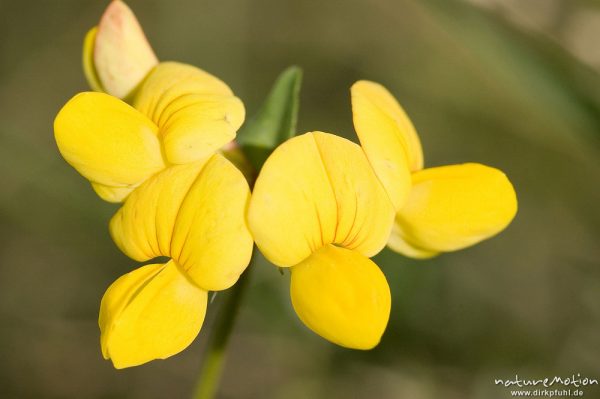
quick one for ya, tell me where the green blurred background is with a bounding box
[1,0,599,398]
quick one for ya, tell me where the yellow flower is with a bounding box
[55,67,251,368]
[102,157,253,368]
[55,25,250,366]
[248,132,393,349]
[54,62,245,202]
[63,3,245,200]
[54,82,251,367]
[351,80,518,258]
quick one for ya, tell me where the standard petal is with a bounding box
[109,161,204,261]
[94,0,159,99]
[248,132,394,267]
[312,133,395,256]
[110,154,253,291]
[392,163,518,256]
[248,132,337,266]
[351,80,421,209]
[99,261,208,369]
[171,154,253,291]
[290,245,391,350]
[54,92,166,194]
[133,62,245,164]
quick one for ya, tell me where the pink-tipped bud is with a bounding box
[93,0,159,98]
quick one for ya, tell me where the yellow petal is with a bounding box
[54,92,166,195]
[94,0,158,99]
[82,27,104,92]
[91,182,135,203]
[290,245,391,350]
[171,154,253,291]
[248,132,395,267]
[133,62,245,164]
[391,163,518,256]
[99,260,207,369]
[248,132,336,266]
[109,162,202,261]
[311,133,396,256]
[110,154,253,291]
[387,221,439,259]
[351,80,422,209]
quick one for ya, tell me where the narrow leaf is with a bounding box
[237,66,303,170]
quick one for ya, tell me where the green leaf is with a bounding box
[237,66,303,170]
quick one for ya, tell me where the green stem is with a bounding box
[192,255,254,399]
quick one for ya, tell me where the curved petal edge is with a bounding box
[290,245,391,350]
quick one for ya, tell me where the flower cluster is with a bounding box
[55,1,251,368]
[54,1,517,368]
